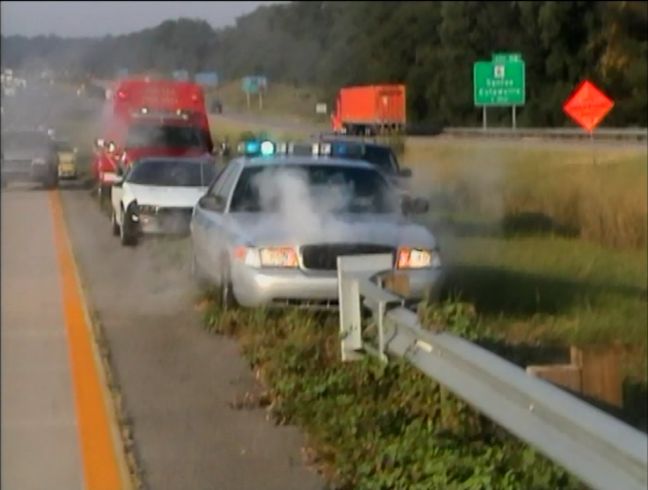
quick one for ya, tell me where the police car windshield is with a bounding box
[125,122,205,150]
[230,164,399,214]
[127,159,217,187]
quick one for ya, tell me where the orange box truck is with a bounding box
[331,84,406,135]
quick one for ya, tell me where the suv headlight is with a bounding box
[138,204,159,215]
[396,247,441,269]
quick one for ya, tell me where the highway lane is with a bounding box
[1,186,85,490]
[59,184,324,490]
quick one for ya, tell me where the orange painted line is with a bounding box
[49,190,123,490]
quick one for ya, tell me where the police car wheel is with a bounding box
[191,249,210,289]
[217,263,236,310]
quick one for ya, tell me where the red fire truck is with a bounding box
[92,77,214,200]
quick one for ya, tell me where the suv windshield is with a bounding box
[126,159,218,187]
[125,122,206,150]
[230,164,398,214]
[55,141,73,152]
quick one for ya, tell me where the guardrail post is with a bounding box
[337,254,394,361]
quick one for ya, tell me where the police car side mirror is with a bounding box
[198,194,225,212]
[401,196,429,215]
[399,167,412,178]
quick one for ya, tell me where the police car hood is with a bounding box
[129,183,207,208]
[229,212,437,249]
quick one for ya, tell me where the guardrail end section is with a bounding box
[337,254,394,362]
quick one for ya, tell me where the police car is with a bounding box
[190,139,443,310]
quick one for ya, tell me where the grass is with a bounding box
[206,80,326,123]
[405,138,647,250]
[403,138,647,382]
[201,298,582,490]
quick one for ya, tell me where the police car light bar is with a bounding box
[260,140,275,156]
[311,142,332,156]
[238,139,277,157]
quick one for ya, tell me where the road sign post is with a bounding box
[242,76,268,112]
[474,53,525,130]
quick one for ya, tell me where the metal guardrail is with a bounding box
[337,254,648,490]
[440,127,648,141]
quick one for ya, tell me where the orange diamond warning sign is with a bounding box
[563,80,614,133]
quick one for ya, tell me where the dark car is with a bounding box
[211,99,223,114]
[283,136,413,191]
[1,129,59,188]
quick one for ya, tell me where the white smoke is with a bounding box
[249,167,358,243]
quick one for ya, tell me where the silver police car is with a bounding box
[190,140,443,309]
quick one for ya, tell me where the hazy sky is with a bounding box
[1,1,280,38]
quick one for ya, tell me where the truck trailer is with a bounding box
[331,84,406,135]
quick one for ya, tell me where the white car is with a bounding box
[111,156,222,246]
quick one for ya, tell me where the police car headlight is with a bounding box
[396,247,441,269]
[233,245,298,268]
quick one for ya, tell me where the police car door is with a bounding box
[193,163,239,278]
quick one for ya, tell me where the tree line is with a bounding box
[2,1,646,126]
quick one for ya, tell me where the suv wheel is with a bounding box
[111,209,120,236]
[119,207,138,246]
[44,170,58,189]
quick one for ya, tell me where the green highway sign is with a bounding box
[473,54,525,106]
[242,76,268,94]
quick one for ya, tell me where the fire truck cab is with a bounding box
[93,77,214,199]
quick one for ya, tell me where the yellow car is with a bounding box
[55,140,78,179]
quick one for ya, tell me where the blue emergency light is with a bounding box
[240,139,276,157]
[245,140,260,154]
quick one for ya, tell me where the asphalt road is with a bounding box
[3,85,325,489]
[59,183,325,490]
[1,186,84,490]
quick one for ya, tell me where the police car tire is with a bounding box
[191,250,210,289]
[218,263,236,310]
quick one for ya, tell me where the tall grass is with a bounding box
[406,138,647,250]
[207,80,324,122]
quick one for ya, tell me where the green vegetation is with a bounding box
[201,298,580,490]
[3,2,647,126]
[404,138,647,380]
[406,139,647,250]
[209,80,325,122]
